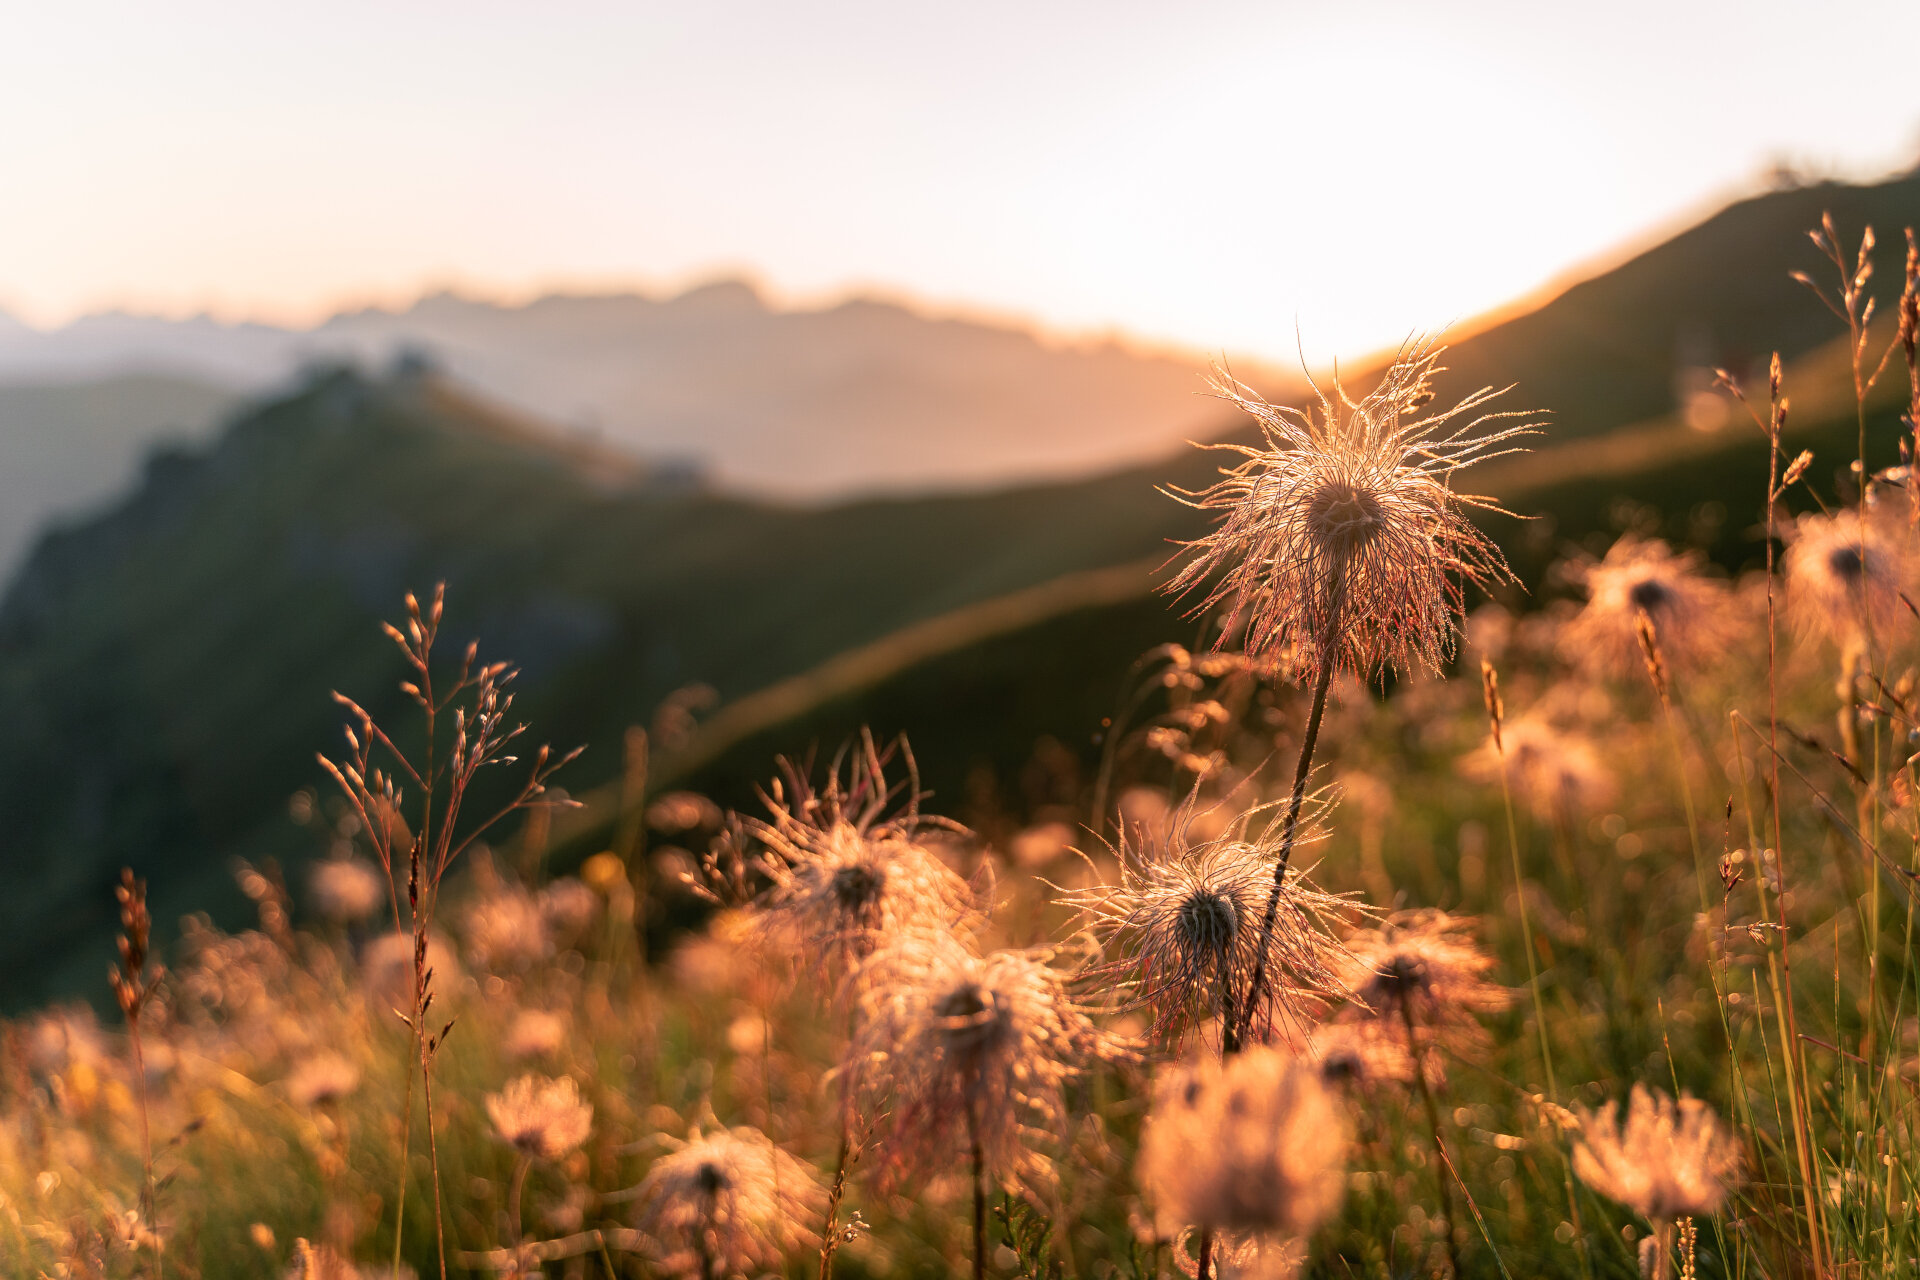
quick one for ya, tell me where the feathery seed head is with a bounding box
[285,1052,362,1109]
[307,858,387,925]
[1461,715,1615,822]
[1339,910,1508,1040]
[830,861,886,913]
[1562,536,1735,680]
[753,820,974,975]
[536,877,600,946]
[745,741,974,974]
[503,1008,570,1062]
[633,1126,825,1280]
[1786,506,1917,647]
[851,931,1119,1196]
[1065,799,1357,1048]
[1137,1045,1347,1242]
[1306,1020,1423,1091]
[283,1242,406,1280]
[484,1073,593,1160]
[461,884,553,974]
[1164,342,1536,679]
[1572,1085,1743,1221]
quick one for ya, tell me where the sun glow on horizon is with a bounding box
[0,1,1916,366]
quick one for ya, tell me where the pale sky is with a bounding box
[2,0,1917,363]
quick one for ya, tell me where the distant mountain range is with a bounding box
[0,167,1915,1004]
[0,281,1249,500]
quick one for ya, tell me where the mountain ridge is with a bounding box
[0,280,1255,500]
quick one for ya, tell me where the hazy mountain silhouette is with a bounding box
[0,375,234,577]
[0,282,1245,498]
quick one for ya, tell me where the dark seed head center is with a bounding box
[1627,577,1672,611]
[1307,480,1386,555]
[831,863,886,912]
[1176,888,1239,956]
[695,1161,730,1196]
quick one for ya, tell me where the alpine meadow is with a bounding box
[9,14,1920,1277]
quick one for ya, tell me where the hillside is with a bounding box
[0,326,1899,1007]
[0,282,1249,499]
[1429,168,1920,441]
[0,365,1224,1004]
[582,324,1908,850]
[0,374,234,577]
[1,167,1916,1004]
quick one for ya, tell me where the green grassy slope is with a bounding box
[1422,168,1920,441]
[640,334,1906,832]
[0,368,1220,1003]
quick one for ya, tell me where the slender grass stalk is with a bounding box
[1645,626,1750,1280]
[698,1200,718,1280]
[317,587,576,1280]
[127,1022,156,1275]
[1724,353,1831,1273]
[1763,361,1831,1274]
[817,1127,853,1280]
[1481,661,1591,1280]
[1091,643,1196,841]
[618,725,650,970]
[423,1036,450,1280]
[817,975,860,1280]
[1646,1217,1677,1280]
[1431,1137,1516,1280]
[391,1046,416,1279]
[1216,961,1240,1056]
[1399,998,1462,1279]
[111,869,161,1280]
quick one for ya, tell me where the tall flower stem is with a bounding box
[391,1047,416,1278]
[1216,959,1240,1056]
[1643,1216,1675,1280]
[1400,1000,1463,1280]
[966,1095,987,1280]
[423,1046,449,1280]
[1236,576,1345,1048]
[505,1153,532,1251]
[698,1198,718,1280]
[818,946,862,1280]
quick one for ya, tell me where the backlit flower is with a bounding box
[1573,1085,1742,1221]
[1137,1045,1346,1242]
[485,1074,593,1160]
[633,1126,825,1280]
[851,931,1120,1196]
[1165,343,1535,679]
[1562,536,1735,680]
